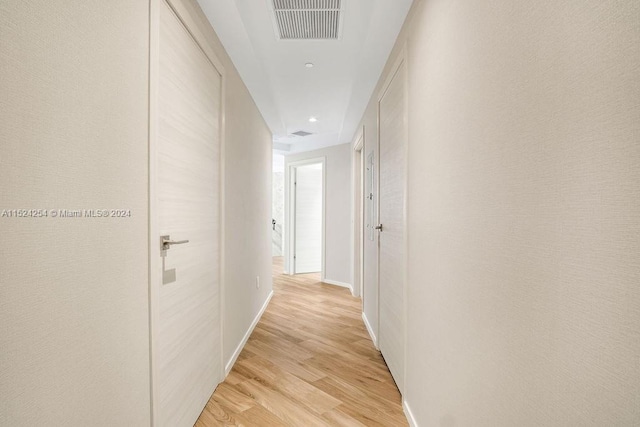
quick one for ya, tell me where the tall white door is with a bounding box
[378,60,407,393]
[155,2,222,425]
[294,163,323,274]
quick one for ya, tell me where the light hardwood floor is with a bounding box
[195,257,408,426]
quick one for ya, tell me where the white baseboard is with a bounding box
[224,290,273,375]
[321,278,353,293]
[362,311,378,349]
[403,399,418,427]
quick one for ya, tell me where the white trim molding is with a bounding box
[321,278,353,294]
[362,312,378,349]
[403,399,418,427]
[224,290,274,375]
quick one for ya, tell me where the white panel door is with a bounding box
[294,163,323,273]
[156,2,222,426]
[378,60,407,393]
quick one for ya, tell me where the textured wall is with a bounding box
[223,65,274,364]
[170,0,274,371]
[285,144,353,285]
[179,0,275,368]
[272,156,285,256]
[359,0,640,425]
[0,0,276,423]
[0,1,150,425]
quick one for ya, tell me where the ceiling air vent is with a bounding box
[292,130,313,137]
[272,0,342,40]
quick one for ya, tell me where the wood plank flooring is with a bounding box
[195,257,408,426]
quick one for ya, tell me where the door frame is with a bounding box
[375,45,408,394]
[285,157,326,277]
[352,128,365,299]
[148,0,226,424]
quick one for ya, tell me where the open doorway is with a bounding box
[287,158,325,275]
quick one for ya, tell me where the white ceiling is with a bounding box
[197,0,413,154]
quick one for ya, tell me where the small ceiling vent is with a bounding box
[272,0,342,40]
[291,130,313,137]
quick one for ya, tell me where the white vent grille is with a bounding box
[273,0,342,40]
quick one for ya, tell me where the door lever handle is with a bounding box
[161,235,189,251]
[374,224,383,231]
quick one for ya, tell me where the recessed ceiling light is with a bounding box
[305,62,314,68]
[309,117,318,122]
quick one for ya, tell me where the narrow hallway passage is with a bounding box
[196,257,408,426]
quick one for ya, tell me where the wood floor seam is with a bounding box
[195,257,408,427]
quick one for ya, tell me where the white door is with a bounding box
[154,2,222,425]
[378,59,407,393]
[294,163,323,274]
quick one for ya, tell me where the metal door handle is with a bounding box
[374,224,383,231]
[161,235,189,251]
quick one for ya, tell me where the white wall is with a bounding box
[184,0,275,369]
[358,0,640,425]
[223,61,274,366]
[0,1,150,425]
[272,154,285,256]
[285,143,352,286]
[1,0,274,424]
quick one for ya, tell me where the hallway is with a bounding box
[3,1,639,425]
[195,258,407,426]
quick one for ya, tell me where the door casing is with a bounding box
[285,157,326,277]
